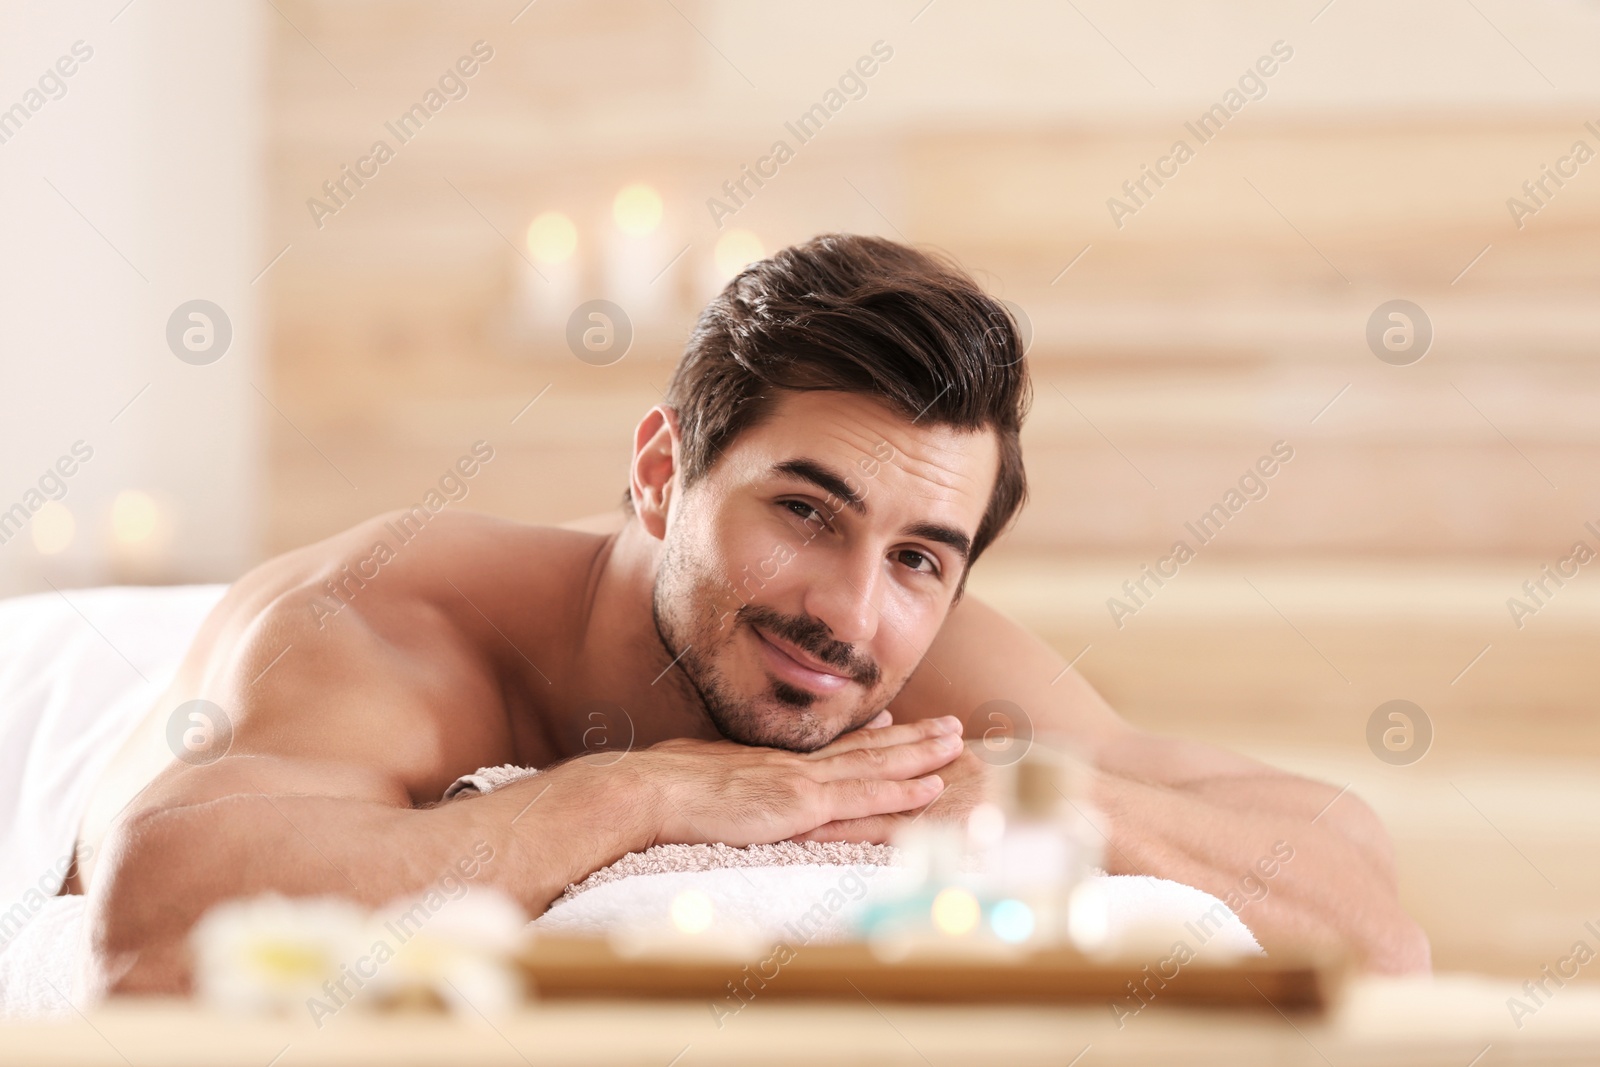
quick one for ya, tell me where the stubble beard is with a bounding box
[649,535,884,753]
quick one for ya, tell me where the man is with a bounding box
[81,234,1429,994]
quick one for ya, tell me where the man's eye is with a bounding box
[895,549,937,575]
[783,500,824,523]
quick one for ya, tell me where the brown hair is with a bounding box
[636,233,1030,565]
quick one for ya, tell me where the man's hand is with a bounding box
[636,714,966,847]
[796,737,996,843]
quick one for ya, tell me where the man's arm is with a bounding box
[86,756,641,995]
[82,578,609,995]
[870,593,1431,973]
[85,583,966,994]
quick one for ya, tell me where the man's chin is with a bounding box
[706,686,878,753]
[703,697,827,753]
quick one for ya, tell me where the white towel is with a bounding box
[0,584,226,1019]
[441,763,541,800]
[0,583,227,908]
[0,894,86,1021]
[447,763,1263,956]
[536,863,1263,958]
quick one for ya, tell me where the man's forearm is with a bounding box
[1176,773,1397,887]
[456,758,654,907]
[87,760,652,995]
[1093,730,1396,876]
[1093,772,1429,973]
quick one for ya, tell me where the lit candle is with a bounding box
[520,210,579,347]
[604,183,670,326]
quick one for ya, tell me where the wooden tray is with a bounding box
[517,936,1344,1012]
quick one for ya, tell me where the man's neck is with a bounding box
[565,519,719,750]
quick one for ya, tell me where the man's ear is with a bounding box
[629,404,680,540]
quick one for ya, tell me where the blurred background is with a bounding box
[3,0,1598,978]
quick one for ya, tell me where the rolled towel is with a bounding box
[562,841,899,902]
[440,763,541,800]
[443,763,1262,956]
[440,763,899,895]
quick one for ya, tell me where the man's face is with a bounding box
[651,389,1000,752]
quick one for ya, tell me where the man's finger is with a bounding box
[817,774,944,826]
[793,814,900,844]
[864,709,892,729]
[815,730,964,782]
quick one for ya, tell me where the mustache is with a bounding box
[740,604,881,687]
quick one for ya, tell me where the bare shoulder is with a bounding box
[246,506,606,682]
[275,507,604,612]
[181,510,603,794]
[184,509,590,660]
[887,590,1128,751]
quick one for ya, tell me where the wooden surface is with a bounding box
[2,976,1599,1066]
[257,2,1600,561]
[517,937,1339,1010]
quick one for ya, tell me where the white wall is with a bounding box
[0,0,263,595]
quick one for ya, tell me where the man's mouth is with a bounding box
[750,624,854,695]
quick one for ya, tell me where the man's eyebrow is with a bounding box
[771,459,867,514]
[906,521,972,564]
[770,458,974,565]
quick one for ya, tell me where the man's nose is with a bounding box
[801,546,880,647]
